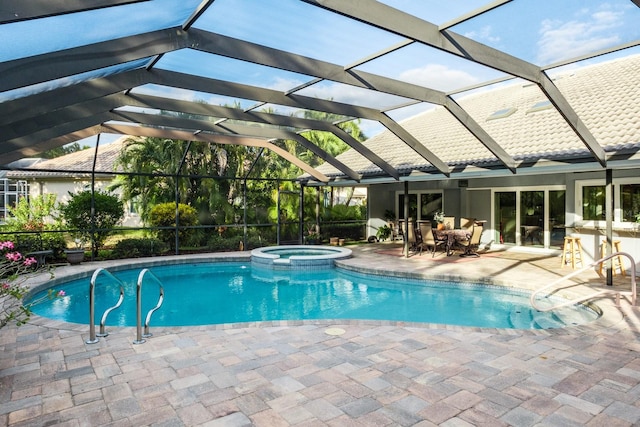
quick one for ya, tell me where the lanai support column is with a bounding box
[605,168,613,286]
[89,134,101,261]
[316,187,321,239]
[175,141,192,255]
[276,179,281,246]
[404,180,409,258]
[299,182,305,245]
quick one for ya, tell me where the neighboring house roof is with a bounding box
[6,137,129,180]
[0,158,44,178]
[315,54,640,181]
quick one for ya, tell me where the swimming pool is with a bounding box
[28,262,599,329]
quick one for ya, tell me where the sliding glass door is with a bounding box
[520,191,543,247]
[494,188,565,248]
[549,190,566,248]
[495,192,516,244]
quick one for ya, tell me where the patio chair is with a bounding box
[406,219,422,255]
[390,221,401,241]
[459,224,484,257]
[420,223,446,257]
[460,217,475,231]
[398,219,405,238]
[443,216,455,230]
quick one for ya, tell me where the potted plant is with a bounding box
[64,238,85,265]
[433,211,446,230]
[305,230,319,245]
[376,224,392,241]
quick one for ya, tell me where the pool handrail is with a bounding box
[530,252,637,312]
[87,267,126,344]
[133,268,165,344]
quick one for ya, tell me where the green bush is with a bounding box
[206,234,242,252]
[3,194,67,258]
[243,227,276,248]
[244,235,267,250]
[323,203,365,221]
[148,203,199,249]
[60,190,124,257]
[112,238,167,259]
[5,194,61,232]
[39,233,67,258]
[12,232,67,259]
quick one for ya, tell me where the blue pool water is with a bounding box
[29,262,598,329]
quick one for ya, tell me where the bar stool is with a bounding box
[560,236,584,269]
[598,239,625,276]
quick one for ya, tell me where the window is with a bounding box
[420,193,442,220]
[622,184,640,222]
[396,191,442,221]
[576,178,640,224]
[582,186,605,221]
[0,179,29,223]
[398,194,418,220]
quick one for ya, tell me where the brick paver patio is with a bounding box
[1,244,639,426]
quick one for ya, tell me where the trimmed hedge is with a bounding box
[112,238,168,259]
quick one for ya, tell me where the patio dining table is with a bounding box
[434,229,472,256]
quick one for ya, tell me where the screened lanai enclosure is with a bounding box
[1,1,639,259]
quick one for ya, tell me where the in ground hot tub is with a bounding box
[251,245,352,269]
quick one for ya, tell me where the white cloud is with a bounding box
[463,25,501,44]
[398,64,480,91]
[296,81,409,110]
[536,6,623,64]
[267,76,306,92]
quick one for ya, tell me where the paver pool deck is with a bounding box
[2,243,640,426]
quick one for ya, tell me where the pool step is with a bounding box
[508,309,534,329]
[531,312,566,329]
[508,309,566,329]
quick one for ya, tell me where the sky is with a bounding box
[7,0,636,147]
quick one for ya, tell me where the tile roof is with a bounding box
[7,136,130,179]
[316,54,640,179]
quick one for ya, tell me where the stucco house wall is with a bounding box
[366,168,640,266]
[26,177,141,227]
[6,138,141,227]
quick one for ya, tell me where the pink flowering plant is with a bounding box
[0,240,60,328]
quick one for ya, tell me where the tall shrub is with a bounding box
[148,203,199,249]
[5,194,67,257]
[60,190,124,257]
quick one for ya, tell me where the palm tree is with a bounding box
[112,137,238,224]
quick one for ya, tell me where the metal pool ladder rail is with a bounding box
[530,252,637,312]
[133,268,165,345]
[86,268,125,344]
